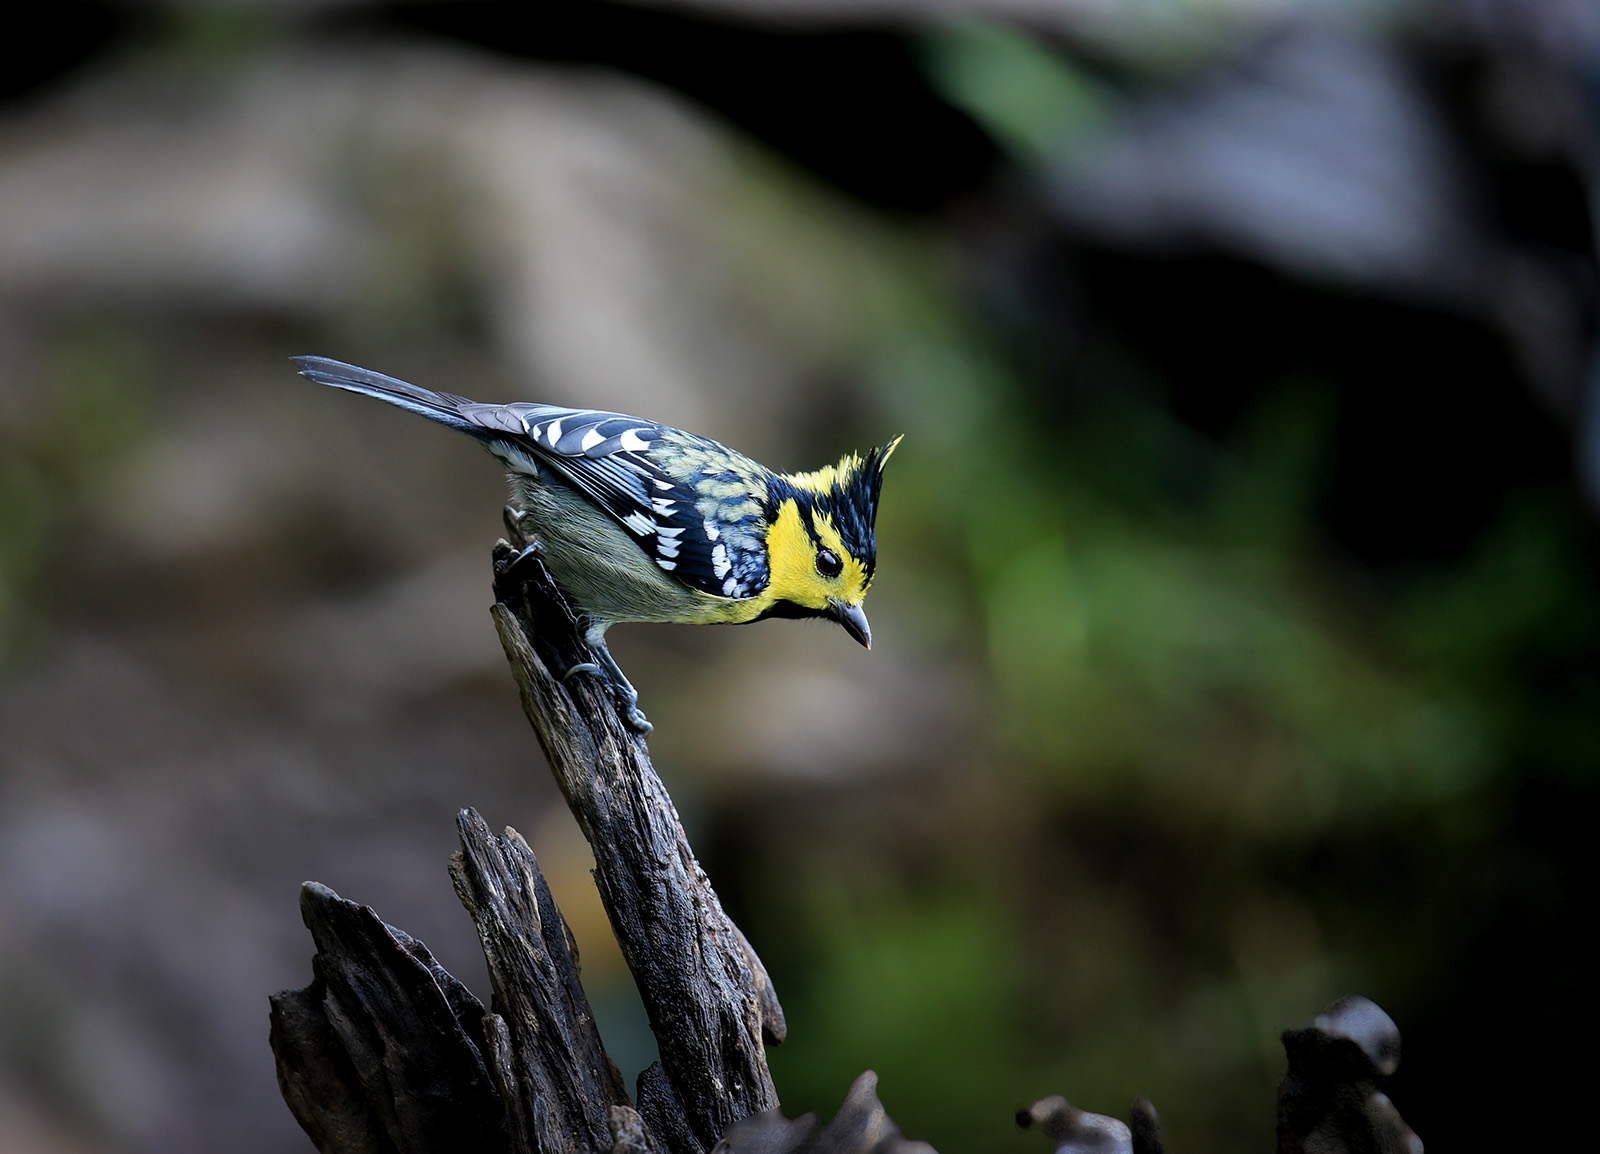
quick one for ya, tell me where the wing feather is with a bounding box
[541,447,732,597]
[294,356,745,598]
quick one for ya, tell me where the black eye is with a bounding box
[816,548,843,578]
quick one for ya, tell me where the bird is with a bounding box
[292,356,900,734]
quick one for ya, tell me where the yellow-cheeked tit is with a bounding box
[293,357,900,733]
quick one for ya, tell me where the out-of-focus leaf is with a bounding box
[920,21,1109,165]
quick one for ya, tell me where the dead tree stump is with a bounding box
[269,533,1424,1154]
[271,537,782,1154]
[485,537,782,1149]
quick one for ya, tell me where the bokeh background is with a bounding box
[1,1,1595,1152]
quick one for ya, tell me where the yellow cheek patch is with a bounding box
[765,501,828,609]
[764,501,870,610]
[810,511,871,600]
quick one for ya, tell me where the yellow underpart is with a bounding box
[762,499,871,611]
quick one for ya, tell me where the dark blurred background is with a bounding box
[1,1,1595,1152]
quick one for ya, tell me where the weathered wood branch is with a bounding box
[270,535,1424,1154]
[269,881,510,1154]
[271,536,783,1154]
[488,535,781,1154]
[451,808,633,1154]
[271,813,659,1154]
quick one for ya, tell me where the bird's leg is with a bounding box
[562,626,652,734]
[503,504,526,545]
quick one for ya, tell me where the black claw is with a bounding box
[505,541,546,580]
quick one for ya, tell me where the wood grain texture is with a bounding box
[489,537,781,1154]
[270,881,510,1154]
[451,807,631,1154]
[267,538,1421,1154]
[270,535,797,1154]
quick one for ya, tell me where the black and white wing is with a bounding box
[292,356,752,598]
[515,412,765,599]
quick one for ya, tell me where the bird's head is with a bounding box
[759,435,902,648]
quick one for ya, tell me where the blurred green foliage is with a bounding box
[0,324,148,660]
[3,16,1588,1152]
[735,176,1597,1150]
[921,22,1109,164]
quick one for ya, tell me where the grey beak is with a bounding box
[830,600,872,649]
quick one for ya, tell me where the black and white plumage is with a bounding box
[293,356,898,734]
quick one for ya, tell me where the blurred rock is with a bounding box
[1311,994,1402,1078]
[0,30,947,1154]
[1277,996,1422,1154]
[1127,1098,1164,1154]
[275,555,507,711]
[1017,1095,1132,1154]
[1033,12,1600,449]
[0,632,546,1153]
[714,1070,936,1154]
[1046,26,1482,299]
[0,41,876,449]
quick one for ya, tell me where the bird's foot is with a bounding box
[505,539,546,580]
[563,649,652,734]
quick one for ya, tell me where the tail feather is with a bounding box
[292,355,488,438]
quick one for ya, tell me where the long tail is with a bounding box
[291,355,531,441]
